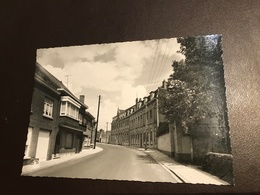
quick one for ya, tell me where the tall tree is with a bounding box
[159,34,229,150]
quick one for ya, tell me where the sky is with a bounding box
[36,38,184,130]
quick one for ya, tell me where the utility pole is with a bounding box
[94,95,101,149]
[145,98,148,150]
[90,119,94,144]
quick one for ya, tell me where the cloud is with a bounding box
[37,38,182,129]
[119,83,147,109]
[38,41,156,94]
[99,98,117,129]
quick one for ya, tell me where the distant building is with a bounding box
[99,129,106,143]
[106,130,111,144]
[98,129,111,143]
[111,81,167,149]
[83,111,95,148]
[24,63,95,165]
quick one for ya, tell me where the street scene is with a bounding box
[21,34,234,185]
[24,143,179,183]
[22,143,228,185]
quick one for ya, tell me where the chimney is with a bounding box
[143,97,148,103]
[150,91,155,99]
[135,98,138,105]
[79,95,85,103]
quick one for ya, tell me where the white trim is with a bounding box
[61,96,81,108]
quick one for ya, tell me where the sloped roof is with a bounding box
[35,62,89,109]
[117,109,125,114]
[35,62,67,91]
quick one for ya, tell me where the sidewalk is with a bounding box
[21,146,103,175]
[141,148,229,185]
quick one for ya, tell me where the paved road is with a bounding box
[29,143,178,183]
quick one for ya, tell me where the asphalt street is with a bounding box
[29,143,179,183]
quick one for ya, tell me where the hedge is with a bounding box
[202,152,234,185]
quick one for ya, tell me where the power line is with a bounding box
[148,39,169,92]
[161,38,175,78]
[153,39,170,89]
[153,38,174,90]
[146,39,159,94]
[147,39,161,93]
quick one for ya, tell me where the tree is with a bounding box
[159,34,229,147]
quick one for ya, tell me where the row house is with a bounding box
[111,81,167,149]
[83,111,95,147]
[111,109,130,145]
[24,62,95,165]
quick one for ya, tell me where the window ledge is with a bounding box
[60,115,79,122]
[43,114,53,120]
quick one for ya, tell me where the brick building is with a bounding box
[111,81,167,149]
[24,63,95,164]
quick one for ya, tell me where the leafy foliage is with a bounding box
[157,122,169,137]
[159,35,227,135]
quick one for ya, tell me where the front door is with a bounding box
[36,130,50,161]
[75,134,81,153]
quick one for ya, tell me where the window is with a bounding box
[83,118,87,126]
[65,132,73,149]
[43,97,54,118]
[60,96,80,121]
[78,113,83,124]
[60,101,66,115]
[66,102,79,119]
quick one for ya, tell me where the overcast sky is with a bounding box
[37,38,184,130]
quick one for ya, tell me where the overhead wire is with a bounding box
[149,39,165,92]
[151,38,172,91]
[145,38,176,95]
[153,39,170,89]
[156,38,175,86]
[146,39,160,94]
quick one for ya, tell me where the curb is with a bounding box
[143,149,228,185]
[144,150,184,183]
[21,147,103,175]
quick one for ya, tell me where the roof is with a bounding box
[112,87,160,119]
[35,62,89,109]
[85,111,95,120]
[117,109,125,114]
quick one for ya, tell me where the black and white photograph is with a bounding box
[21,34,234,185]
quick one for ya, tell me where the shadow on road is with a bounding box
[136,154,158,164]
